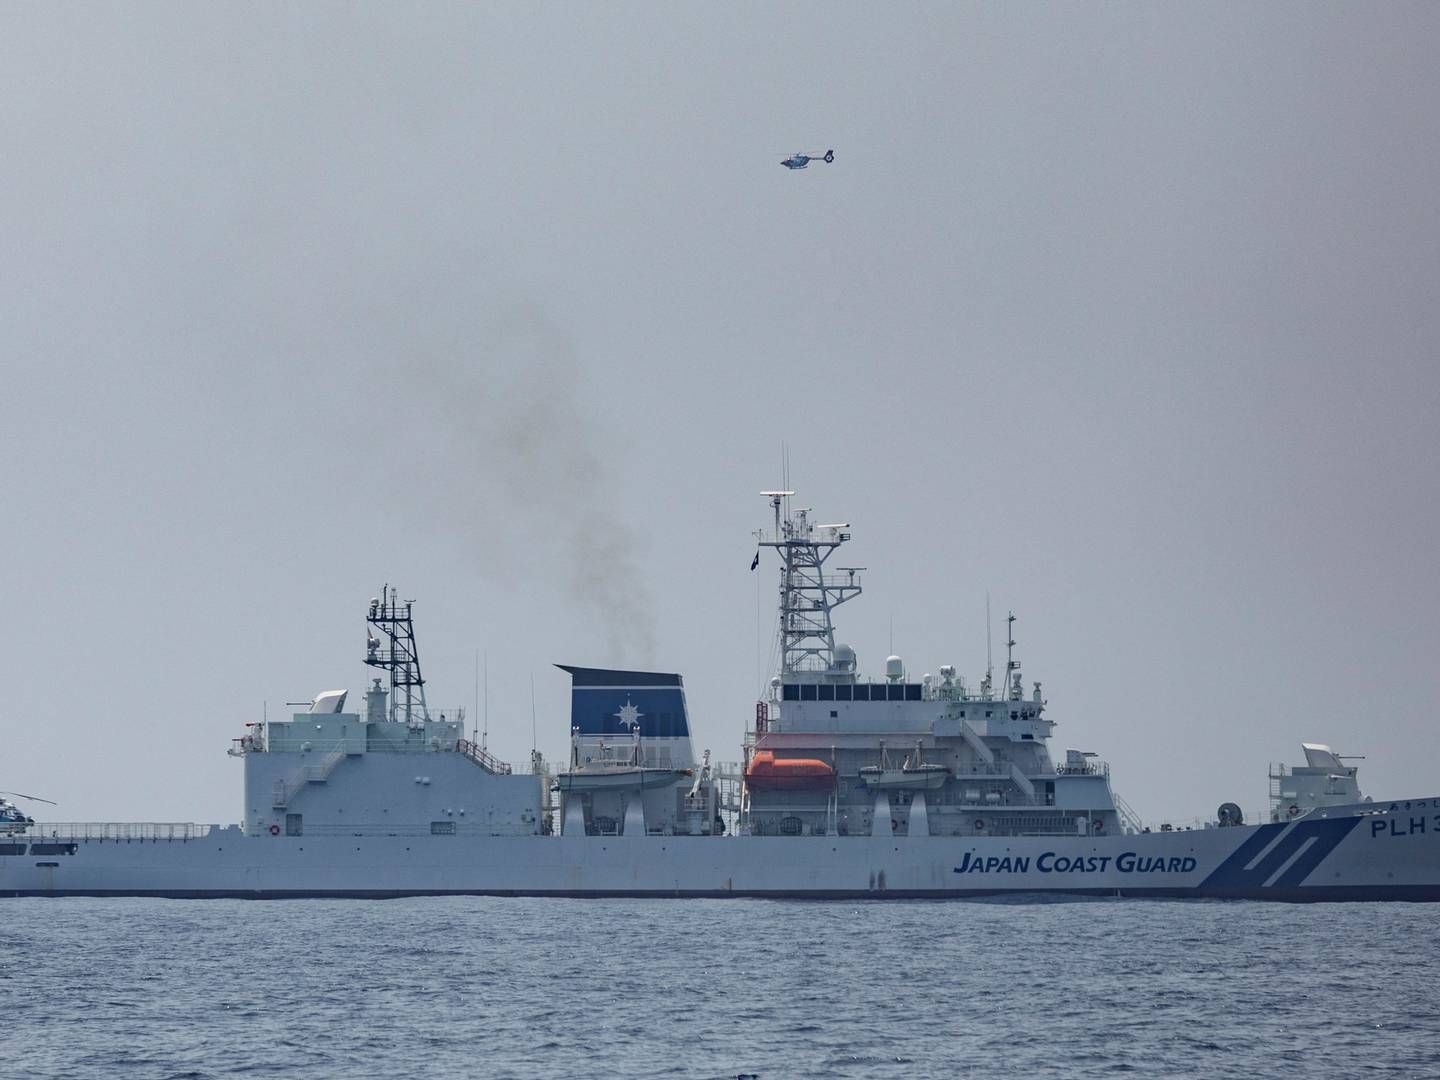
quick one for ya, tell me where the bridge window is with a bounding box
[852,685,870,701]
[835,685,852,701]
[887,684,905,701]
[800,685,817,701]
[817,685,835,701]
[782,684,800,701]
[0,843,27,856]
[905,684,922,701]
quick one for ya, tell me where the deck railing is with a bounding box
[455,738,513,775]
[1111,790,1146,835]
[26,822,212,841]
[1055,760,1110,777]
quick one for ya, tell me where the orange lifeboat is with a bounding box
[745,750,835,790]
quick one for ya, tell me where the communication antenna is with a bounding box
[985,592,993,690]
[756,553,763,694]
[782,443,794,520]
[483,653,490,753]
[1006,611,1018,698]
[530,672,537,754]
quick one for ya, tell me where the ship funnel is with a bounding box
[555,665,694,768]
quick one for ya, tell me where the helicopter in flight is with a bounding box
[781,149,834,170]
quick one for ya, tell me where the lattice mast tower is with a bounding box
[365,585,430,725]
[757,491,863,680]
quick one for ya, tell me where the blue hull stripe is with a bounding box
[1200,817,1361,891]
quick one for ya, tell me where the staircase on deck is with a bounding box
[271,747,348,808]
[456,738,513,775]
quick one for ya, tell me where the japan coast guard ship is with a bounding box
[4,492,1439,901]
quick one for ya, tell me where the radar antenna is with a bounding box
[365,585,429,725]
[755,490,863,676]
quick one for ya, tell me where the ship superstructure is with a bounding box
[742,492,1124,842]
[235,584,541,841]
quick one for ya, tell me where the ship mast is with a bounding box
[1005,611,1021,700]
[365,585,429,725]
[756,491,863,678]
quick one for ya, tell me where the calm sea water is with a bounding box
[1,897,1435,1079]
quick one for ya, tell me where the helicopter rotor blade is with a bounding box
[1,790,57,805]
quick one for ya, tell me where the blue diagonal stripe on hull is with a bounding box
[1201,817,1361,892]
[1272,820,1361,888]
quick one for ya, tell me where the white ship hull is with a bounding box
[6,799,1438,902]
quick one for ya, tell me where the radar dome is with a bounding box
[885,655,904,681]
[832,644,856,672]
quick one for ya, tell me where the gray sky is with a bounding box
[3,4,1437,825]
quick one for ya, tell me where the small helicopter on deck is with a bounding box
[781,149,834,170]
[1,790,54,833]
